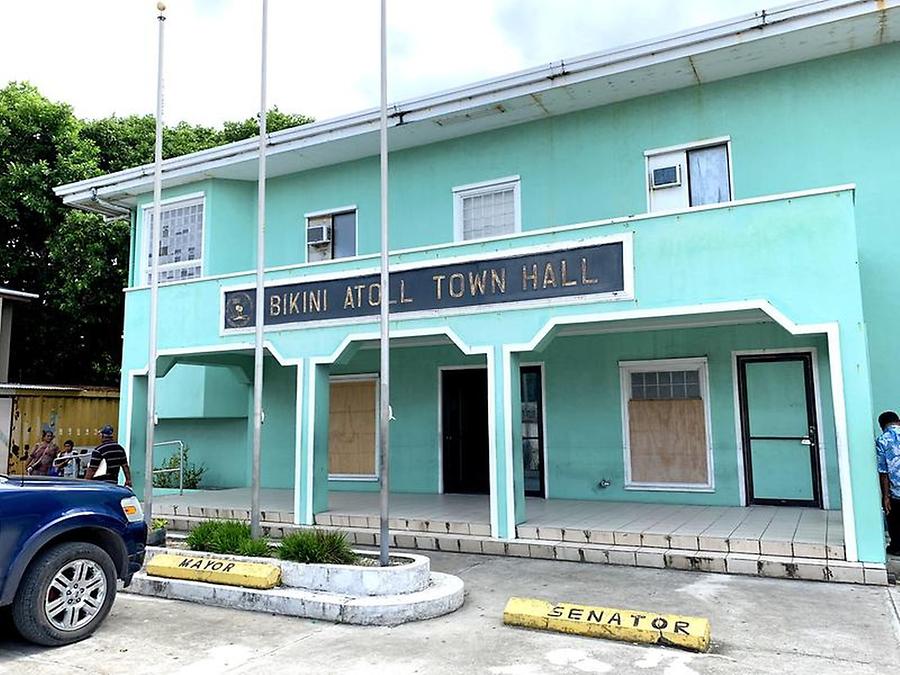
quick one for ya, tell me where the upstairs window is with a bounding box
[306,208,357,262]
[143,195,204,284]
[646,139,732,212]
[453,177,521,241]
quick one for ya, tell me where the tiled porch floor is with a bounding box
[152,488,845,559]
[154,487,293,513]
[524,498,845,559]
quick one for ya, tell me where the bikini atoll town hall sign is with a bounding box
[223,239,629,330]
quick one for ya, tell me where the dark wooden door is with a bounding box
[442,368,490,494]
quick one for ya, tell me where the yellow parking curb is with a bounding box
[147,553,281,589]
[503,597,710,653]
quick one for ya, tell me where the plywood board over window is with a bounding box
[620,358,713,491]
[628,398,708,484]
[328,378,377,479]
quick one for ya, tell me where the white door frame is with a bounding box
[731,347,828,508]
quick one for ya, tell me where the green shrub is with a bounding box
[151,518,168,530]
[185,520,219,551]
[152,447,206,489]
[278,529,358,565]
[186,519,271,558]
[208,520,252,554]
[185,522,358,564]
[237,537,272,558]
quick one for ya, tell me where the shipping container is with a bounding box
[1,385,119,475]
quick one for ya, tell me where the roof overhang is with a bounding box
[54,0,900,211]
[0,288,38,302]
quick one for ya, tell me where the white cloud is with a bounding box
[0,0,766,126]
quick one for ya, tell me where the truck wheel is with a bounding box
[11,542,117,646]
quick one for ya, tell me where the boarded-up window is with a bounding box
[622,362,711,487]
[328,379,377,477]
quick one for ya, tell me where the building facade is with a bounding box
[55,2,900,568]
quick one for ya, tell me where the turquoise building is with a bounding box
[54,1,900,573]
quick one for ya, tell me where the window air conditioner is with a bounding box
[650,165,681,189]
[307,222,332,246]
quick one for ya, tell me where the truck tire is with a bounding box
[11,541,117,646]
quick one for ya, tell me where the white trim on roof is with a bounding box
[53,0,897,209]
[0,288,38,301]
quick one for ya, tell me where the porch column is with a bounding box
[832,323,884,563]
[126,374,149,495]
[490,346,527,539]
[291,359,305,523]
[298,362,330,525]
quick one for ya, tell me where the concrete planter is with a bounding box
[279,552,431,596]
[133,546,464,625]
[143,546,430,596]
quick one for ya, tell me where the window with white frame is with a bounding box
[646,139,731,213]
[620,358,713,490]
[328,376,379,480]
[453,177,520,241]
[143,195,204,284]
[306,209,356,263]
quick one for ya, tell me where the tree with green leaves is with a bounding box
[0,81,311,385]
[79,107,312,173]
[0,83,100,382]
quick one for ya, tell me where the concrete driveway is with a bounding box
[1,551,898,674]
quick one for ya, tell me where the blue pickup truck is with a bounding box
[0,473,147,646]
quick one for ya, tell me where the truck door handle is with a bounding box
[800,438,812,446]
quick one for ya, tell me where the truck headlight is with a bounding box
[121,496,144,523]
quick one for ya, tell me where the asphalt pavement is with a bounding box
[1,550,899,674]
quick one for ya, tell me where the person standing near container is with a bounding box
[84,425,133,488]
[26,430,58,476]
[55,439,79,478]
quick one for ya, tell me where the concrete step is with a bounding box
[155,514,886,586]
[152,505,842,560]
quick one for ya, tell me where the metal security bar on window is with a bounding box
[145,200,204,284]
[631,370,701,400]
[462,187,516,240]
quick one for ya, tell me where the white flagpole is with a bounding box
[250,0,269,539]
[144,1,166,526]
[378,0,391,566]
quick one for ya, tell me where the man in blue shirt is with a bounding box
[875,411,900,556]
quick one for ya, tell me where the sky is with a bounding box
[0,0,769,127]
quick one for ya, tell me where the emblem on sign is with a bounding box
[225,291,254,329]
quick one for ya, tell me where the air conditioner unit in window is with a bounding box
[650,165,681,189]
[307,222,332,246]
